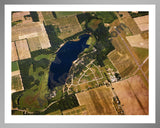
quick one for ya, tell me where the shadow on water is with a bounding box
[48,34,90,90]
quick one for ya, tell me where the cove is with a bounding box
[48,34,90,90]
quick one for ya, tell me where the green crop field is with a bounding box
[133,47,148,63]
[42,12,55,25]
[12,75,23,91]
[12,61,19,72]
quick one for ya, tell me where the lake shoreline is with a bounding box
[48,34,90,90]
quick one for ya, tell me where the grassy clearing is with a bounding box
[133,47,148,63]
[34,54,56,61]
[86,35,96,45]
[55,11,82,18]
[88,19,102,31]
[95,12,118,23]
[12,61,19,72]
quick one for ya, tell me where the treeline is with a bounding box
[128,11,149,18]
[89,23,115,67]
[30,11,39,22]
[45,25,63,52]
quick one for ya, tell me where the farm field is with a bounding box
[12,61,19,72]
[122,13,141,35]
[133,47,148,63]
[76,86,117,115]
[126,34,148,49]
[62,105,88,115]
[107,35,137,78]
[133,15,149,32]
[50,15,82,39]
[27,37,41,51]
[12,70,20,77]
[12,74,24,93]
[55,11,82,18]
[141,31,149,39]
[12,22,51,50]
[12,110,24,115]
[12,42,19,61]
[46,110,62,115]
[15,39,31,60]
[142,59,149,79]
[41,12,55,25]
[112,75,148,115]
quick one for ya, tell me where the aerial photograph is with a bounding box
[11,11,149,115]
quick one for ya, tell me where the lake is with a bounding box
[48,34,90,90]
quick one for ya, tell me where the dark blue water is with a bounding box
[48,34,90,90]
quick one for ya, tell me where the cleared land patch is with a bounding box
[12,42,18,62]
[15,39,31,60]
[76,86,117,115]
[112,75,148,115]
